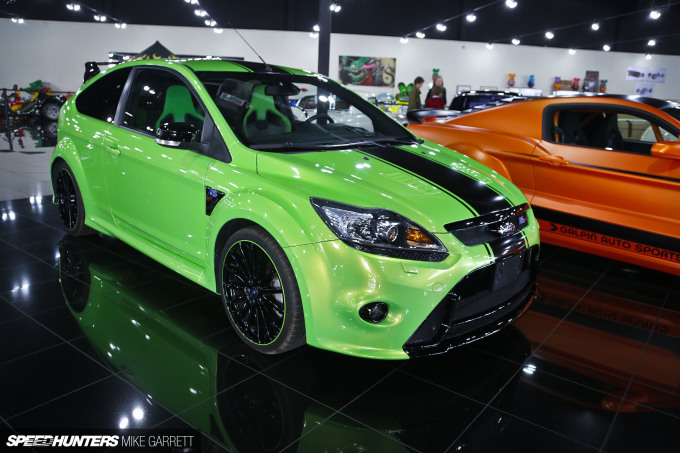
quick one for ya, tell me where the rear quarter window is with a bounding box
[75,67,132,123]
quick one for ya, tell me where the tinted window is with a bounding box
[552,108,678,154]
[122,69,205,140]
[75,67,131,122]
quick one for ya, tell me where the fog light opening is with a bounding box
[359,302,388,323]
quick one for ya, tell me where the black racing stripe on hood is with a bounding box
[361,146,512,216]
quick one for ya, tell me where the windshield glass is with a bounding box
[197,71,415,150]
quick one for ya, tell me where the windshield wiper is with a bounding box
[250,142,361,151]
[250,136,423,151]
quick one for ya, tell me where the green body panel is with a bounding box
[52,59,540,359]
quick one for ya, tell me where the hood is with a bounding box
[256,142,526,233]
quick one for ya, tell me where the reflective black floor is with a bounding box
[1,196,679,452]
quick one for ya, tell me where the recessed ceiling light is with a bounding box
[650,9,661,20]
[591,22,600,31]
[416,31,425,39]
[313,24,320,32]
[466,12,477,22]
[648,39,656,46]
[436,23,447,31]
[505,0,518,8]
[603,44,611,51]
[400,37,409,44]
[545,31,554,39]
[512,38,520,45]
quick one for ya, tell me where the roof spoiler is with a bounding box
[406,109,460,124]
[83,61,112,84]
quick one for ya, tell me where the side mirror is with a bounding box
[651,141,680,160]
[155,122,199,147]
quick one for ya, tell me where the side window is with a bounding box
[75,67,132,122]
[553,108,678,154]
[122,69,205,141]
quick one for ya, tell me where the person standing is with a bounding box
[425,75,447,106]
[424,86,446,109]
[407,76,425,111]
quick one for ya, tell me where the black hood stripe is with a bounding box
[360,146,512,216]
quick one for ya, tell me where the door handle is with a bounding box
[105,144,121,157]
[538,154,569,165]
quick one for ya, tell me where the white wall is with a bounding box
[1,18,678,100]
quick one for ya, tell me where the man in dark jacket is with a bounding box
[407,76,424,111]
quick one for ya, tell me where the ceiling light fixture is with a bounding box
[436,23,447,31]
[646,53,652,60]
[591,22,600,30]
[114,22,127,29]
[11,17,24,24]
[66,3,81,11]
[511,38,520,45]
[486,42,494,49]
[649,8,661,20]
[603,44,611,51]
[400,37,408,44]
[313,24,320,32]
[545,31,554,39]
[330,2,341,12]
[648,39,656,46]
[466,12,477,22]
[416,31,425,39]
[568,48,576,55]
[505,0,518,8]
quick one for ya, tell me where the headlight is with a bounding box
[311,198,448,262]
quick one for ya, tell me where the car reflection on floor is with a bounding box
[51,233,679,452]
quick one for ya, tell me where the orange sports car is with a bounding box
[408,95,680,276]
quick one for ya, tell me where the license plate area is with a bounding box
[493,252,524,290]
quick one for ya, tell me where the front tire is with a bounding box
[218,226,305,354]
[52,161,95,236]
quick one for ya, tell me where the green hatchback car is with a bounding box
[51,59,539,359]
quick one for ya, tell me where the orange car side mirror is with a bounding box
[651,141,680,160]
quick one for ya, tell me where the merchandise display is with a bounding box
[50,58,540,359]
[408,95,680,275]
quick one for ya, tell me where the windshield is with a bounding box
[197,71,416,150]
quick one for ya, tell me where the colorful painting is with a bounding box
[339,56,396,87]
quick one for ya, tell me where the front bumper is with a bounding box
[284,218,539,359]
[404,245,539,357]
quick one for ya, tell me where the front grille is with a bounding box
[445,203,530,247]
[404,245,538,357]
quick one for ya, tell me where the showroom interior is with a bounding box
[0,0,679,452]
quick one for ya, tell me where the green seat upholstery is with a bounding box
[156,85,204,131]
[243,84,291,138]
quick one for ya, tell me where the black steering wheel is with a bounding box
[305,113,335,124]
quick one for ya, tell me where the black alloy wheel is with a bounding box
[219,226,305,354]
[52,161,94,236]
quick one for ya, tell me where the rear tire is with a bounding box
[218,226,306,354]
[52,161,95,236]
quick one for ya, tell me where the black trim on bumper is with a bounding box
[403,246,539,358]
